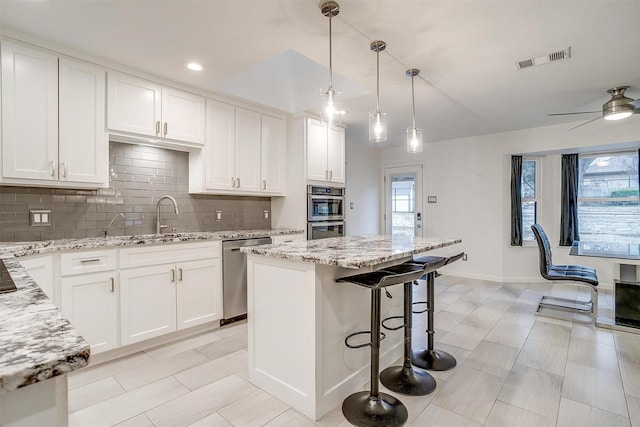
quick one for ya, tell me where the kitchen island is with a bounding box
[242,234,462,420]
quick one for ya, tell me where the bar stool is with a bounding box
[337,266,426,427]
[378,260,446,395]
[409,253,465,371]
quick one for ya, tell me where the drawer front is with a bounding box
[119,241,220,269]
[61,250,117,276]
[272,233,305,244]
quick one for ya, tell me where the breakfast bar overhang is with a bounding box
[242,235,462,420]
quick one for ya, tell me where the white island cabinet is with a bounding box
[244,235,462,420]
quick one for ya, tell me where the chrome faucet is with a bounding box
[104,213,125,237]
[155,195,179,234]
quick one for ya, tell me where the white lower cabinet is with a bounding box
[18,255,54,302]
[61,272,118,354]
[119,242,222,346]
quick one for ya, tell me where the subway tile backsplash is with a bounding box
[0,142,271,241]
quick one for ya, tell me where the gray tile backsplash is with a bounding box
[0,142,271,242]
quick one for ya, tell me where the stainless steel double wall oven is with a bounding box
[307,185,345,240]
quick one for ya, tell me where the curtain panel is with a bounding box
[560,153,580,246]
[510,155,523,246]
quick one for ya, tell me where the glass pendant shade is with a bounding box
[406,68,423,153]
[406,127,423,153]
[320,2,341,125]
[369,40,387,142]
[369,111,387,142]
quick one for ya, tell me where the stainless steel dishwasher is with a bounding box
[221,237,272,325]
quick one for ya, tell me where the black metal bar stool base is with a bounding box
[380,365,436,396]
[412,348,457,371]
[342,391,408,427]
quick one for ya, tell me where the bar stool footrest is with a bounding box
[381,315,404,331]
[345,330,386,349]
[412,301,428,314]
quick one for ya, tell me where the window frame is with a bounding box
[521,156,542,246]
[576,150,639,243]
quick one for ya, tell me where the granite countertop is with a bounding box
[0,228,305,258]
[0,228,302,392]
[242,234,462,269]
[0,257,90,391]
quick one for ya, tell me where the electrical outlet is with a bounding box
[462,253,468,261]
[29,209,52,226]
[215,210,222,221]
[427,196,437,203]
[264,210,269,220]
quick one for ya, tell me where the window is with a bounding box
[578,151,639,243]
[521,157,540,243]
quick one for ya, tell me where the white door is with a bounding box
[384,165,423,237]
[260,114,286,194]
[1,41,58,180]
[205,99,236,190]
[306,117,328,182]
[120,264,177,345]
[327,124,345,184]
[61,273,119,354]
[161,87,205,144]
[235,108,261,192]
[107,71,161,137]
[176,258,221,329]
[59,58,107,185]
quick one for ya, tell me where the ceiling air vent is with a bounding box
[515,47,571,70]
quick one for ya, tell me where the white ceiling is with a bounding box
[1,0,639,145]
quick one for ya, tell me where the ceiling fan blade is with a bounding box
[547,111,600,116]
[568,116,602,130]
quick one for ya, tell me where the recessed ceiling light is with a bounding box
[186,62,203,71]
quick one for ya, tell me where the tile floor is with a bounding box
[68,276,640,426]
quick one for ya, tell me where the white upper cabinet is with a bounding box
[107,71,161,137]
[107,71,205,145]
[195,98,286,196]
[1,41,59,181]
[305,117,345,185]
[59,58,107,184]
[235,107,261,193]
[261,114,286,194]
[0,41,107,187]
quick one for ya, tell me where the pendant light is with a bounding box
[406,68,423,153]
[320,1,341,124]
[369,40,387,143]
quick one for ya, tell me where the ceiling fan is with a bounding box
[548,86,640,129]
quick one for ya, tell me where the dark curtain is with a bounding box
[560,153,580,246]
[510,156,523,246]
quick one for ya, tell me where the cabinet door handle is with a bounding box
[329,170,333,181]
[178,268,183,281]
[231,177,236,188]
[80,258,101,264]
[61,162,68,178]
[110,277,115,293]
[155,121,161,136]
[262,180,266,190]
[171,268,176,282]
[50,160,56,177]
[236,177,240,187]
[164,122,168,136]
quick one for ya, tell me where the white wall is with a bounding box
[344,132,381,235]
[379,119,640,286]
